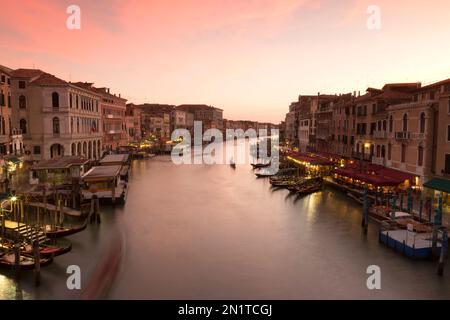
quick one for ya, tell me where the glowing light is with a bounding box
[10,196,17,202]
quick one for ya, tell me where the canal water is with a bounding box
[2,154,450,299]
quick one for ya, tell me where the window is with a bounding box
[19,95,26,108]
[445,154,450,174]
[418,146,424,167]
[448,125,450,142]
[20,119,27,134]
[402,114,408,132]
[7,93,11,108]
[430,91,435,100]
[52,92,59,108]
[389,115,393,133]
[33,146,41,155]
[0,75,5,83]
[448,100,450,114]
[18,81,26,89]
[401,144,406,163]
[0,90,4,106]
[76,95,79,109]
[381,145,386,158]
[69,93,73,108]
[420,112,426,134]
[53,117,60,134]
[388,143,392,160]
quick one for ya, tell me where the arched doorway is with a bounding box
[50,144,64,158]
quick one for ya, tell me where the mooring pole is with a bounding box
[437,229,448,276]
[419,198,423,222]
[362,185,369,235]
[14,243,20,279]
[95,195,101,224]
[32,240,41,286]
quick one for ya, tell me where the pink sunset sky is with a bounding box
[1,0,449,123]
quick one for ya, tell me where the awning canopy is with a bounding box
[424,178,450,193]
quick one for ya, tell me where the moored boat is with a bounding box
[45,219,88,239]
[0,252,53,270]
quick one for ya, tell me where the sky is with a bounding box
[0,0,449,123]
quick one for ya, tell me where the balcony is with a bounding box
[373,131,387,139]
[395,131,411,140]
[372,157,386,166]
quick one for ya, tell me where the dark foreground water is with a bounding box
[2,156,449,299]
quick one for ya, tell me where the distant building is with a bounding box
[176,104,223,133]
[125,104,142,142]
[133,104,174,140]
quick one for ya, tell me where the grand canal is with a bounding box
[2,155,450,299]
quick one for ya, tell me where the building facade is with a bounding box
[10,70,102,161]
[0,65,15,155]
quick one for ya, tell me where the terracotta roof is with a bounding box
[10,68,44,78]
[419,78,450,90]
[0,65,13,75]
[30,73,68,86]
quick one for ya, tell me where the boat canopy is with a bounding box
[82,165,121,181]
[32,156,89,170]
[99,154,130,165]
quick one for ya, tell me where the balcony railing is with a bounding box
[395,131,411,140]
[373,131,387,139]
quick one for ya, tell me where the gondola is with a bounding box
[0,252,53,270]
[45,219,88,239]
[251,162,271,169]
[22,239,72,257]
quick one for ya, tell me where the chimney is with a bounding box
[107,88,110,93]
[119,94,121,98]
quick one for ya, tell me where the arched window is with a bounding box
[53,117,60,134]
[402,114,408,132]
[376,145,381,158]
[388,143,392,160]
[418,145,424,167]
[20,119,27,134]
[389,115,393,133]
[419,112,426,134]
[381,145,386,159]
[71,143,76,156]
[19,95,26,108]
[52,92,59,108]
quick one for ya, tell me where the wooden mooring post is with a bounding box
[89,195,101,224]
[437,229,448,276]
[13,243,20,279]
[32,240,41,286]
[362,185,369,235]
